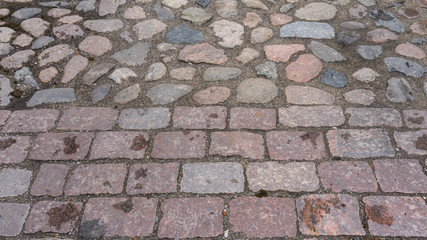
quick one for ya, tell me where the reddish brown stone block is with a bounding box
[267,131,326,160]
[229,197,297,238]
[57,107,118,130]
[347,108,402,127]
[126,163,179,194]
[394,130,427,155]
[2,109,59,133]
[363,196,427,237]
[279,106,345,127]
[173,106,227,129]
[158,198,224,238]
[229,107,276,130]
[209,131,264,159]
[151,131,206,159]
[90,131,149,159]
[0,136,31,164]
[29,132,93,160]
[30,164,69,196]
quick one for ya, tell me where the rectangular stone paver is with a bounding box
[229,107,276,130]
[394,130,427,155]
[327,129,395,158]
[296,194,365,236]
[118,108,170,129]
[267,131,326,160]
[81,197,157,237]
[279,106,345,127]
[373,159,427,193]
[30,164,69,196]
[247,162,319,192]
[173,106,226,129]
[126,163,179,194]
[158,198,224,239]
[209,131,264,159]
[403,110,427,128]
[0,136,31,164]
[2,109,59,133]
[24,201,83,234]
[29,132,93,160]
[229,197,297,238]
[151,131,206,159]
[347,108,402,127]
[64,164,127,195]
[363,196,427,237]
[0,110,11,127]
[0,203,30,236]
[318,161,378,192]
[0,168,32,197]
[181,162,244,193]
[90,131,148,159]
[57,107,118,130]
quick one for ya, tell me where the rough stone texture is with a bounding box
[318,161,378,192]
[146,84,192,105]
[181,162,244,193]
[158,198,223,238]
[26,88,76,107]
[21,18,49,38]
[320,69,348,88]
[133,19,167,40]
[0,49,35,69]
[267,131,326,160]
[279,106,345,127]
[38,44,74,67]
[0,168,32,197]
[353,67,380,82]
[0,136,31,164]
[384,57,425,78]
[53,24,84,39]
[355,45,383,60]
[264,44,305,62]
[119,108,170,129]
[2,109,59,133]
[203,67,241,81]
[78,36,112,56]
[83,63,115,85]
[270,13,293,26]
[210,20,244,48]
[181,7,212,25]
[250,27,273,44]
[366,28,398,43]
[403,110,427,128]
[286,54,323,82]
[173,106,226,129]
[229,197,297,237]
[114,84,140,104]
[280,21,335,39]
[112,41,150,66]
[394,130,427,155]
[165,25,205,44]
[123,5,146,19]
[178,43,227,64]
[0,203,30,236]
[99,0,126,16]
[308,41,346,62]
[209,131,264,159]
[237,47,260,63]
[297,194,365,235]
[344,89,376,105]
[151,131,206,159]
[83,19,124,32]
[236,78,278,103]
[295,2,337,20]
[192,86,231,104]
[64,164,127,195]
[214,0,237,18]
[395,42,425,59]
[39,67,58,83]
[247,162,319,192]
[170,67,196,80]
[229,107,276,130]
[126,163,179,194]
[285,86,335,105]
[386,77,416,103]
[58,107,117,130]
[243,12,262,28]
[347,108,402,127]
[109,68,137,84]
[327,129,395,158]
[24,201,83,233]
[90,132,149,159]
[81,197,157,237]
[29,132,93,160]
[30,164,69,196]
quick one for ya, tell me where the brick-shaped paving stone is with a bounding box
[347,108,402,127]
[229,107,276,130]
[327,129,395,158]
[279,106,345,127]
[0,168,32,197]
[318,161,378,192]
[403,110,427,128]
[30,164,69,196]
[247,162,319,192]
[24,201,82,234]
[29,132,93,160]
[81,197,157,237]
[151,131,206,159]
[209,131,264,159]
[57,107,118,130]
[373,159,427,193]
[126,163,179,194]
[296,194,365,236]
[64,164,127,195]
[181,162,244,193]
[363,196,427,237]
[90,131,148,159]
[158,198,224,239]
[394,130,427,155]
[173,106,226,129]
[0,136,31,164]
[0,110,11,127]
[267,131,326,160]
[118,108,170,129]
[2,109,59,133]
[230,197,296,238]
[0,203,30,236]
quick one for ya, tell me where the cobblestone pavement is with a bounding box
[0,0,426,239]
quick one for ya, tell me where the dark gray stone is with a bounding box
[165,25,205,44]
[320,69,348,88]
[308,41,346,62]
[83,63,116,85]
[76,0,96,12]
[357,0,375,6]
[384,57,426,78]
[27,88,76,107]
[355,45,382,60]
[203,67,242,81]
[12,8,41,20]
[196,0,210,7]
[153,3,175,22]
[340,21,365,30]
[386,77,416,103]
[39,1,70,7]
[91,84,111,103]
[14,67,38,89]
[0,43,13,56]
[112,41,151,66]
[411,38,427,44]
[79,220,106,239]
[146,84,193,105]
[337,31,360,46]
[280,21,335,39]
[31,36,54,50]
[280,3,294,13]
[255,61,277,79]
[370,10,405,33]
